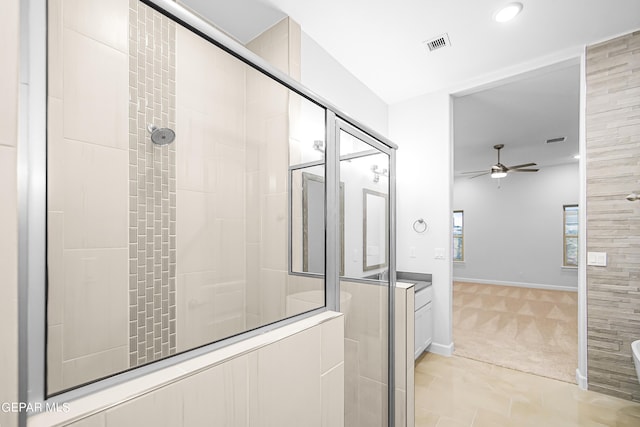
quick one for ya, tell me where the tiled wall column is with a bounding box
[586,30,640,402]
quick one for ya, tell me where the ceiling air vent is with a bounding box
[423,33,451,52]
[546,136,566,144]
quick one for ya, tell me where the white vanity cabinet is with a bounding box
[414,284,433,359]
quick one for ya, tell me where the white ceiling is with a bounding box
[453,62,580,174]
[182,0,640,104]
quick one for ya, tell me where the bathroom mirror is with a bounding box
[290,168,345,276]
[363,189,389,271]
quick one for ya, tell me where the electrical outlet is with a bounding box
[587,251,607,267]
[410,246,416,258]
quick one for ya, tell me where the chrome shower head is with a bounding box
[147,124,175,146]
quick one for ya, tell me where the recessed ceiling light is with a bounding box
[573,154,580,159]
[494,2,523,23]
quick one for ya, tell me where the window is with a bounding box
[563,205,579,267]
[453,210,464,262]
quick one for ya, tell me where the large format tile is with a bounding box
[63,0,128,53]
[322,363,345,427]
[105,382,183,427]
[257,324,322,427]
[176,190,217,273]
[0,145,17,427]
[63,248,128,360]
[62,346,128,390]
[415,353,640,427]
[67,413,106,427]
[63,29,128,150]
[0,0,18,148]
[61,139,128,250]
[182,356,248,426]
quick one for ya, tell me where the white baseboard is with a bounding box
[453,277,578,292]
[576,368,587,389]
[428,341,454,357]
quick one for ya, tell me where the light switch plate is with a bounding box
[434,248,445,260]
[587,251,607,267]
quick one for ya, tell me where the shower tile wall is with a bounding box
[47,0,130,393]
[128,0,177,366]
[245,18,302,328]
[175,24,248,351]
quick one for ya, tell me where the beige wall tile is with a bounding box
[218,219,246,282]
[176,271,219,351]
[67,413,106,427]
[48,212,65,326]
[259,269,286,324]
[63,248,128,360]
[358,377,387,427]
[61,139,128,249]
[257,324,322,427]
[62,0,129,54]
[0,145,17,427]
[0,1,18,424]
[245,243,260,317]
[245,171,260,243]
[62,345,128,390]
[47,325,64,393]
[260,193,288,271]
[216,145,246,219]
[48,0,64,100]
[182,356,248,426]
[322,313,345,374]
[322,363,345,427]
[260,115,289,195]
[176,190,217,273]
[176,107,209,192]
[48,97,64,212]
[344,338,360,427]
[63,29,128,150]
[0,0,19,149]
[105,383,183,427]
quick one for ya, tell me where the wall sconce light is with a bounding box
[313,140,325,154]
[372,164,388,183]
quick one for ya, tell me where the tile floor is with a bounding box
[415,353,640,427]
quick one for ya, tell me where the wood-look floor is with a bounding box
[415,353,640,427]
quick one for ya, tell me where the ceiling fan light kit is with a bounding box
[464,143,539,179]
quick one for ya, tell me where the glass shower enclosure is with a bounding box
[36,0,398,424]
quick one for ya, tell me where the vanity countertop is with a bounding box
[397,271,432,293]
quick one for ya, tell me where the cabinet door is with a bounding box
[414,306,424,359]
[424,302,433,349]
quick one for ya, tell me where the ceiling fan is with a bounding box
[463,144,539,179]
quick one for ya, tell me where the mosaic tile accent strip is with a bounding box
[128,0,177,367]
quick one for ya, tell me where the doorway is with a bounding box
[450,62,581,383]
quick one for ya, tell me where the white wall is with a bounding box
[453,163,579,290]
[300,32,388,137]
[389,91,453,355]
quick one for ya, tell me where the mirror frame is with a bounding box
[362,188,389,271]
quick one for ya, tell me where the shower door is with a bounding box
[337,120,394,427]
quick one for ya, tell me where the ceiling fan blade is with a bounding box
[468,172,490,179]
[511,168,539,172]
[508,162,537,170]
[459,170,488,175]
